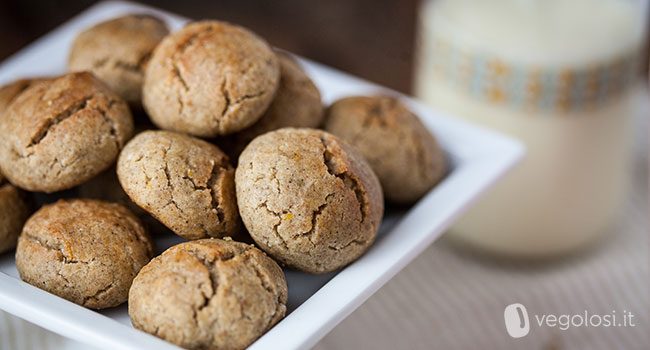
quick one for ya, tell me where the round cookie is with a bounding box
[218,51,323,160]
[68,15,169,106]
[0,78,52,118]
[117,130,240,240]
[68,14,169,105]
[0,174,31,253]
[143,20,280,137]
[129,238,288,350]
[0,72,134,193]
[323,96,447,203]
[235,128,383,274]
[15,199,154,309]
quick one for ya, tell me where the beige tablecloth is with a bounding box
[1,98,647,350]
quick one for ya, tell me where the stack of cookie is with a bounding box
[0,14,447,350]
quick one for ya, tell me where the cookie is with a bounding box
[68,14,169,105]
[143,20,280,137]
[218,51,323,160]
[0,72,134,193]
[117,130,241,240]
[323,96,447,203]
[129,238,287,350]
[236,128,383,273]
[0,174,31,253]
[15,199,154,309]
[0,78,52,118]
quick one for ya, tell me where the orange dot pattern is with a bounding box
[429,37,641,114]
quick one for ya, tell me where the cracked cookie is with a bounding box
[0,173,31,253]
[323,96,447,203]
[0,72,134,193]
[117,130,241,240]
[143,20,280,137]
[218,51,323,161]
[15,199,154,309]
[68,14,169,106]
[235,128,384,274]
[0,78,52,119]
[129,238,287,350]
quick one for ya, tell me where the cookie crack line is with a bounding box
[206,162,226,223]
[92,58,109,69]
[247,254,283,332]
[228,280,254,323]
[362,99,393,128]
[234,90,266,104]
[328,239,367,251]
[220,77,230,119]
[94,100,121,150]
[114,51,152,74]
[170,26,214,116]
[160,141,185,215]
[297,192,335,239]
[176,26,214,55]
[217,78,266,132]
[337,171,367,222]
[114,59,144,74]
[221,85,267,119]
[181,157,229,220]
[81,281,115,305]
[55,269,72,287]
[93,56,148,75]
[257,201,289,250]
[171,62,189,118]
[182,245,252,315]
[28,96,92,147]
[22,234,90,265]
[182,251,219,322]
[319,137,368,222]
[172,64,189,91]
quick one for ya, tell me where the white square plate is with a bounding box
[0,2,524,349]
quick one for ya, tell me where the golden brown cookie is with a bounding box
[0,78,52,119]
[323,96,447,203]
[0,174,31,253]
[15,199,154,309]
[117,130,240,240]
[0,72,134,193]
[68,14,169,105]
[129,238,287,350]
[236,128,384,274]
[143,20,280,137]
[218,51,323,160]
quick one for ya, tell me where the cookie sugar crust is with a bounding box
[118,130,241,240]
[236,128,384,274]
[143,20,279,137]
[129,238,287,350]
[15,199,154,309]
[0,72,133,193]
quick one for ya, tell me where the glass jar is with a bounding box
[415,0,647,257]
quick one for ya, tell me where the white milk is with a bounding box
[415,0,646,257]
